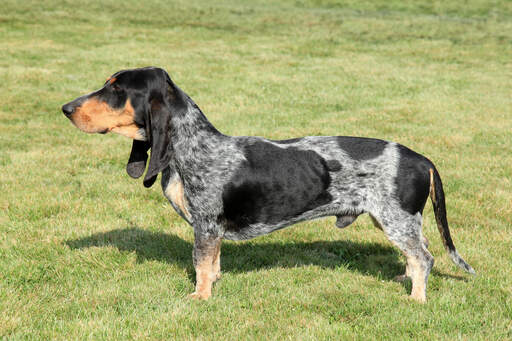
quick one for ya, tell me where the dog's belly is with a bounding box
[223,220,312,241]
[223,223,293,240]
[222,204,340,240]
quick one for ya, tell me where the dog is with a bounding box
[62,66,475,302]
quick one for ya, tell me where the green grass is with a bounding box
[1,0,511,339]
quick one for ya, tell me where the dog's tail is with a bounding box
[429,167,475,274]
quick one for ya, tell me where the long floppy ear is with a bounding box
[126,140,150,179]
[142,72,186,187]
[142,93,173,187]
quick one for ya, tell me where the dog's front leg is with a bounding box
[189,228,222,300]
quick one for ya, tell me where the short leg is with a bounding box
[189,230,222,300]
[212,240,222,282]
[407,249,434,303]
[372,211,434,303]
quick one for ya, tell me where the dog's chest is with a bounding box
[163,173,192,223]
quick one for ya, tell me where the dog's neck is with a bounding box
[172,101,221,139]
[168,96,225,180]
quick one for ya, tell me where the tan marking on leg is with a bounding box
[70,98,141,138]
[212,242,221,282]
[189,261,213,300]
[408,257,427,303]
[429,168,436,204]
[164,175,191,221]
[189,238,221,300]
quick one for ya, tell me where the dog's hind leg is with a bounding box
[370,213,430,283]
[372,211,434,302]
[371,213,407,281]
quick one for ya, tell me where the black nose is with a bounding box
[62,103,75,117]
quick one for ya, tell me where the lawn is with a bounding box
[0,0,511,339]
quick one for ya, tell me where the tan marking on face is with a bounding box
[429,168,436,204]
[111,125,145,140]
[164,175,191,221]
[70,98,143,139]
[108,77,117,84]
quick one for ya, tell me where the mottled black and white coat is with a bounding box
[62,67,475,302]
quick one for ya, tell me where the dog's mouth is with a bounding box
[66,116,110,135]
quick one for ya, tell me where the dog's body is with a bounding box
[62,67,474,302]
[163,133,425,242]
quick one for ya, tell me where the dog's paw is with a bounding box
[409,293,427,304]
[188,291,210,300]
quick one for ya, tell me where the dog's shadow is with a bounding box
[65,227,464,286]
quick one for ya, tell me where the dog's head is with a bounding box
[62,67,186,187]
